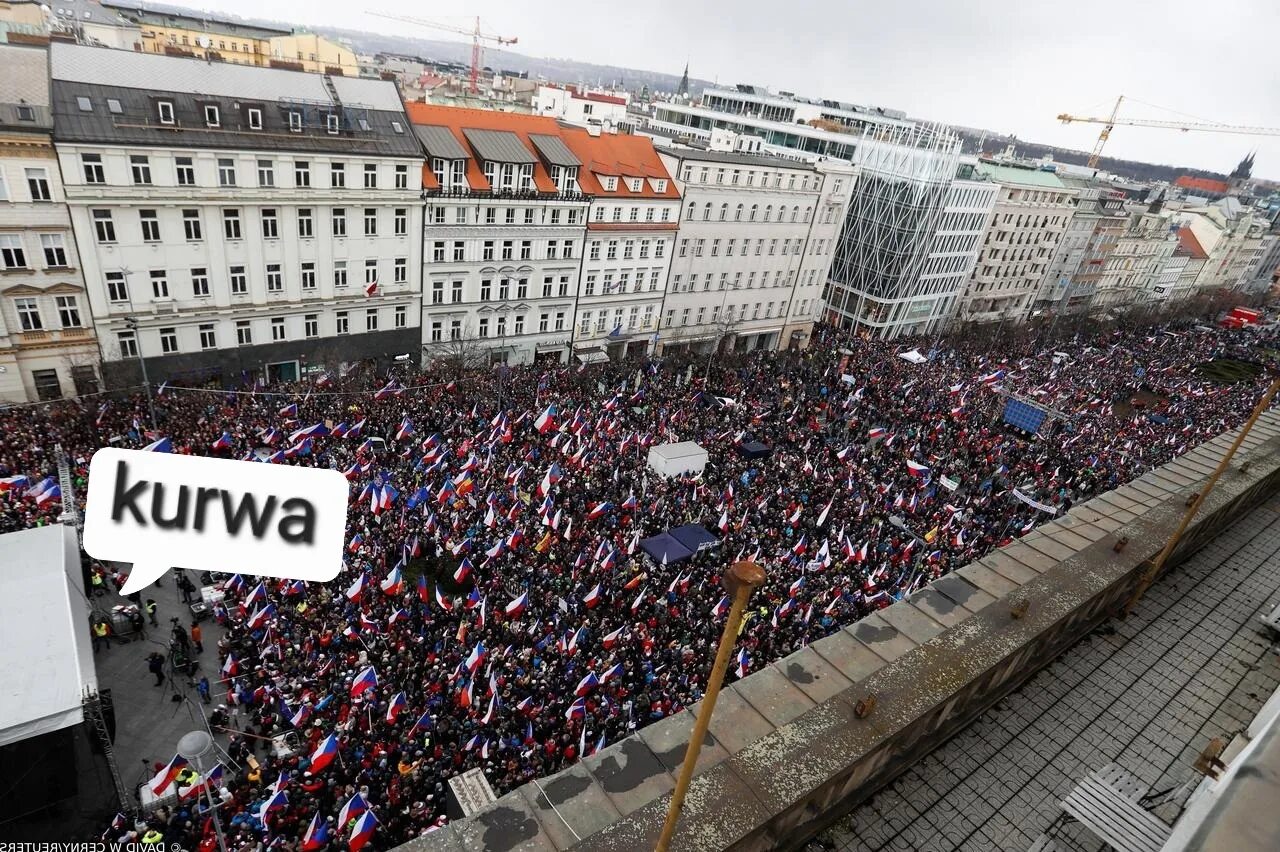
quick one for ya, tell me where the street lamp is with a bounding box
[176,730,227,852]
[123,315,157,430]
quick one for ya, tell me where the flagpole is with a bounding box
[654,560,764,852]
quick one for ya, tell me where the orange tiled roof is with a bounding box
[557,130,678,200]
[1174,175,1230,195]
[1175,226,1209,260]
[404,102,568,193]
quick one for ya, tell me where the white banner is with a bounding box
[1013,488,1058,515]
[939,475,960,492]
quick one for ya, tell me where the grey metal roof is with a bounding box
[51,43,403,112]
[462,128,537,164]
[103,3,289,38]
[49,0,140,29]
[528,133,580,168]
[414,124,469,160]
[50,80,421,158]
[653,141,816,171]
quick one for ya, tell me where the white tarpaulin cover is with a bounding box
[897,349,928,364]
[0,524,96,746]
[646,441,708,478]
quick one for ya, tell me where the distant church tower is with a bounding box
[677,63,689,98]
[1228,151,1255,195]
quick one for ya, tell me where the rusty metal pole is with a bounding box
[654,560,765,852]
[1124,374,1280,616]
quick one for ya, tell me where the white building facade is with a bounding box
[531,85,631,133]
[960,161,1075,324]
[655,140,854,353]
[0,43,99,402]
[51,43,423,386]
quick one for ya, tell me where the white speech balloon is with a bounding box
[83,447,349,595]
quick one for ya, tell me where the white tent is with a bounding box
[0,525,96,747]
[646,441,708,478]
[897,348,928,364]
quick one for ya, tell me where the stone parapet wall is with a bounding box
[399,410,1280,852]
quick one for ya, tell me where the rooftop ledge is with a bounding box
[400,410,1280,852]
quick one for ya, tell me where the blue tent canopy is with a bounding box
[670,524,720,554]
[639,533,694,565]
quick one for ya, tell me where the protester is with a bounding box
[5,316,1269,848]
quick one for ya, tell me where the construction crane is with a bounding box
[1058,95,1280,169]
[370,12,517,95]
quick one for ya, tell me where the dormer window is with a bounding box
[16,105,35,122]
[601,176,618,192]
[157,101,175,125]
[627,177,643,192]
[204,105,220,127]
[550,165,579,194]
[651,178,668,193]
[288,111,302,132]
[358,118,371,132]
[326,114,339,134]
[431,158,468,192]
[247,107,263,129]
[518,164,534,192]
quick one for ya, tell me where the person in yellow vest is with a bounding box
[92,619,111,653]
[140,826,164,845]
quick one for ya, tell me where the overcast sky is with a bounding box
[211,0,1280,178]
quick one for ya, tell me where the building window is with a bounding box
[483,240,495,261]
[431,281,444,305]
[176,157,195,186]
[451,280,462,303]
[0,234,26,270]
[236,320,252,345]
[450,319,462,339]
[331,162,346,188]
[176,208,201,241]
[364,164,377,189]
[300,262,316,290]
[332,208,347,237]
[304,314,318,338]
[336,311,349,334]
[150,270,168,299]
[432,242,445,263]
[394,305,407,328]
[157,101,175,125]
[222,209,242,240]
[334,261,347,288]
[451,241,464,262]
[247,107,263,129]
[265,263,283,292]
[326,113,339,134]
[257,159,274,187]
[82,153,105,184]
[271,317,286,341]
[26,168,51,201]
[363,208,377,236]
[140,210,160,242]
[217,158,236,187]
[297,208,314,239]
[288,111,302,132]
[365,308,378,331]
[364,260,377,286]
[480,279,491,301]
[159,326,178,353]
[14,297,42,330]
[191,267,209,297]
[199,323,216,350]
[294,161,310,188]
[521,240,532,260]
[478,317,489,338]
[229,265,247,295]
[430,321,442,343]
[394,208,407,236]
[203,104,220,127]
[105,271,127,302]
[394,258,407,283]
[40,233,68,268]
[118,330,138,358]
[395,164,408,189]
[261,209,279,240]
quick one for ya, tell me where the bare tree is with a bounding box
[423,326,488,381]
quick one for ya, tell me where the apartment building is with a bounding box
[409,104,589,366]
[51,43,423,385]
[959,161,1075,323]
[1036,180,1128,316]
[0,44,99,402]
[1095,203,1178,310]
[532,84,631,132]
[566,129,680,361]
[648,86,992,338]
[654,131,854,353]
[108,3,288,66]
[1175,197,1266,294]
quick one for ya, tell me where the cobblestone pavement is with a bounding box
[826,493,1280,852]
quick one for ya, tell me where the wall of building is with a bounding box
[269,33,358,76]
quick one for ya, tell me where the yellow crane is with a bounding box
[369,12,518,95]
[1057,95,1280,169]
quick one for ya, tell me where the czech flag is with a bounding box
[309,732,339,772]
[434,585,453,611]
[257,788,288,821]
[148,754,189,795]
[142,437,173,453]
[409,710,434,735]
[504,592,529,619]
[345,574,366,602]
[906,460,931,480]
[735,648,750,678]
[574,672,599,697]
[385,691,407,723]
[302,813,330,851]
[534,405,558,434]
[710,596,730,619]
[601,662,624,683]
[289,423,328,443]
[586,501,614,520]
[867,427,887,440]
[246,603,276,631]
[395,417,413,441]
[0,474,29,492]
[379,567,403,596]
[339,793,368,827]
[211,431,233,451]
[453,557,474,584]
[582,584,602,608]
[464,643,485,675]
[279,402,298,417]
[350,666,377,698]
[221,653,238,677]
[602,625,625,650]
[565,697,587,720]
[416,575,430,603]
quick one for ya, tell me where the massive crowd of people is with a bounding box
[1,316,1273,849]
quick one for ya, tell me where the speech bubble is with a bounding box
[83,447,349,596]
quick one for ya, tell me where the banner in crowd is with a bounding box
[939,474,960,492]
[1013,488,1059,515]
